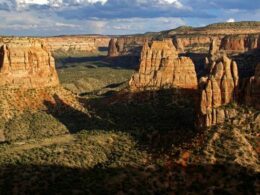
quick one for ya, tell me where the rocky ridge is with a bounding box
[0,36,111,55]
[43,36,110,53]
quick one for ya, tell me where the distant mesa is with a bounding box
[0,38,59,89]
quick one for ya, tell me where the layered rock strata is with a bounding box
[129,39,198,91]
[107,36,152,57]
[220,34,260,52]
[0,36,111,54]
[0,39,59,89]
[43,36,110,53]
[108,38,119,57]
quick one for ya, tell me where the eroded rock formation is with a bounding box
[107,36,152,57]
[108,38,119,57]
[0,39,59,89]
[243,63,260,109]
[220,34,260,52]
[129,39,198,91]
[43,36,110,53]
[197,54,239,127]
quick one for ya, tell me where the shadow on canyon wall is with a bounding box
[180,52,208,78]
[0,163,257,194]
[44,88,199,152]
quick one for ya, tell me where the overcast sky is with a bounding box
[0,0,259,36]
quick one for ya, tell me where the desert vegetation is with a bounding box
[0,21,259,194]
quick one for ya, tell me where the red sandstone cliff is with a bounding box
[243,63,260,109]
[43,36,110,53]
[108,38,119,57]
[0,36,111,54]
[197,54,239,127]
[0,39,59,89]
[220,34,260,52]
[107,36,152,57]
[129,39,198,91]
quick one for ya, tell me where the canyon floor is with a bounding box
[0,52,259,194]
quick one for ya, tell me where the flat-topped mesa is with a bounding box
[197,54,239,128]
[129,39,198,92]
[244,63,260,109]
[42,36,111,53]
[0,39,59,89]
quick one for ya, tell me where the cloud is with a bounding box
[226,18,235,23]
[0,0,259,36]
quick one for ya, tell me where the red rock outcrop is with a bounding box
[197,54,239,127]
[129,39,198,91]
[0,39,59,89]
[243,63,260,109]
[220,34,260,52]
[107,36,152,57]
[108,38,119,57]
[0,36,111,54]
[43,36,110,53]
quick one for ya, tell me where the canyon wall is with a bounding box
[0,36,111,54]
[0,38,59,89]
[107,34,260,65]
[220,34,260,52]
[243,63,260,109]
[43,36,110,53]
[129,39,198,91]
[108,36,152,57]
[166,34,260,54]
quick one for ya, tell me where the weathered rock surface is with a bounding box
[107,36,151,57]
[0,39,59,89]
[0,36,111,54]
[197,54,239,127]
[43,36,110,53]
[243,63,260,109]
[129,39,198,91]
[108,38,119,57]
[220,34,260,52]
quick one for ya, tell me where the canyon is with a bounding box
[0,21,259,194]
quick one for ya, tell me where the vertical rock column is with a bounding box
[197,54,239,127]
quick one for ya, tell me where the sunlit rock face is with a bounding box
[107,36,152,57]
[0,38,59,89]
[197,54,239,128]
[108,38,119,57]
[220,34,260,52]
[129,39,198,92]
[43,36,110,53]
